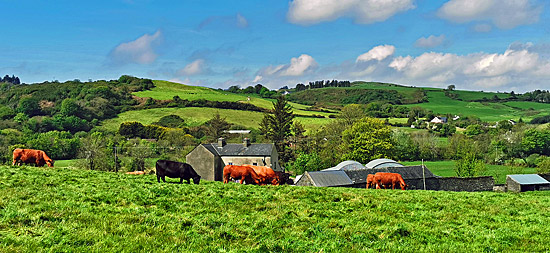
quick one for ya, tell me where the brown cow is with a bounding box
[126,171,146,175]
[374,172,408,190]
[244,165,280,185]
[12,148,54,167]
[223,165,261,185]
[366,174,375,189]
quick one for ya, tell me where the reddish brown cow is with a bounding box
[374,172,408,190]
[12,148,54,167]
[366,174,375,189]
[126,171,146,175]
[223,165,261,184]
[244,165,280,185]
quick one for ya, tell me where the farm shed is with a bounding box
[186,138,282,181]
[506,174,550,192]
[295,171,353,187]
[322,160,365,171]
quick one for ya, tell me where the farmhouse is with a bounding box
[186,138,282,181]
[430,116,448,124]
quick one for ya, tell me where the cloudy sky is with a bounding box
[1,0,549,92]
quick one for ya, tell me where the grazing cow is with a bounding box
[244,165,280,185]
[366,174,375,189]
[374,172,408,190]
[223,165,261,185]
[12,148,54,167]
[155,160,200,184]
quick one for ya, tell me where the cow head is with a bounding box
[193,175,201,184]
[45,158,54,167]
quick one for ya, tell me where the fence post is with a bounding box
[114,147,118,172]
[422,159,426,190]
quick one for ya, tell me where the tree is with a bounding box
[291,152,325,175]
[204,113,231,141]
[260,95,295,163]
[78,132,115,171]
[455,151,486,177]
[341,117,393,164]
[60,98,81,117]
[447,85,455,91]
[338,104,364,127]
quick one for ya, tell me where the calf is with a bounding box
[155,160,201,184]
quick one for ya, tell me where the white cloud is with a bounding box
[473,23,492,32]
[236,13,249,28]
[437,0,542,29]
[178,59,205,76]
[414,35,446,48]
[356,45,395,62]
[109,30,162,65]
[282,54,318,76]
[287,0,415,25]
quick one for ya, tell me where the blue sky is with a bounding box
[1,0,549,92]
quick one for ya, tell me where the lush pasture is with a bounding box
[401,161,536,184]
[1,166,549,252]
[451,90,510,101]
[404,91,546,122]
[100,107,333,132]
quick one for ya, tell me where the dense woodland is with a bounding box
[1,75,549,177]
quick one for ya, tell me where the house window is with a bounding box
[228,162,233,165]
[253,163,258,166]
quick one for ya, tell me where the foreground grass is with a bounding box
[1,166,549,252]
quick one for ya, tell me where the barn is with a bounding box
[506,174,550,192]
[295,170,353,187]
[186,138,282,181]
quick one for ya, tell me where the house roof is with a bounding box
[202,143,273,157]
[323,160,365,171]
[365,159,404,169]
[301,171,353,187]
[507,174,550,185]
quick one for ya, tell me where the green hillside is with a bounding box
[1,166,549,252]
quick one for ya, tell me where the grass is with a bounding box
[100,107,334,132]
[401,160,537,184]
[1,166,549,252]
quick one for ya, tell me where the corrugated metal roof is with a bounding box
[365,159,404,169]
[306,171,353,187]
[507,174,550,185]
[202,143,273,156]
[322,160,365,171]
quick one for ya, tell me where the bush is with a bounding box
[455,151,486,177]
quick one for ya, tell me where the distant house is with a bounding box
[430,116,448,124]
[506,174,550,192]
[186,138,282,181]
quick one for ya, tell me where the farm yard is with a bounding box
[1,166,549,252]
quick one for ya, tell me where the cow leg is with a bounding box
[240,176,245,184]
[157,175,161,183]
[162,176,166,183]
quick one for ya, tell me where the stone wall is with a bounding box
[351,176,494,191]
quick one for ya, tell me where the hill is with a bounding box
[1,166,549,252]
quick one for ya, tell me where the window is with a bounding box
[228,162,233,165]
[253,163,258,166]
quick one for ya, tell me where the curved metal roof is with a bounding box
[323,160,365,171]
[365,159,403,169]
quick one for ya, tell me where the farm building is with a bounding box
[186,138,282,181]
[506,174,550,192]
[295,171,353,187]
[430,116,448,124]
[296,159,495,191]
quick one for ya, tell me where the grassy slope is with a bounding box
[100,107,333,132]
[1,166,549,252]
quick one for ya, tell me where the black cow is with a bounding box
[155,160,201,184]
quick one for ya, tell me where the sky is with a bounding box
[1,0,549,92]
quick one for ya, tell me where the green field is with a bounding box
[403,91,549,122]
[100,107,333,132]
[1,166,549,252]
[451,90,510,101]
[401,160,536,184]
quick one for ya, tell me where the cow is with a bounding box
[12,148,54,167]
[243,165,280,185]
[223,165,261,185]
[373,172,408,190]
[155,160,200,184]
[366,174,375,189]
[126,171,146,175]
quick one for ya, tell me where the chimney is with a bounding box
[218,138,226,147]
[243,138,250,147]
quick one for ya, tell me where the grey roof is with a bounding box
[323,160,365,171]
[507,174,550,185]
[345,166,436,184]
[202,143,273,156]
[365,159,404,169]
[304,171,353,187]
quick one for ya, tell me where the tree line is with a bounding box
[0,74,20,85]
